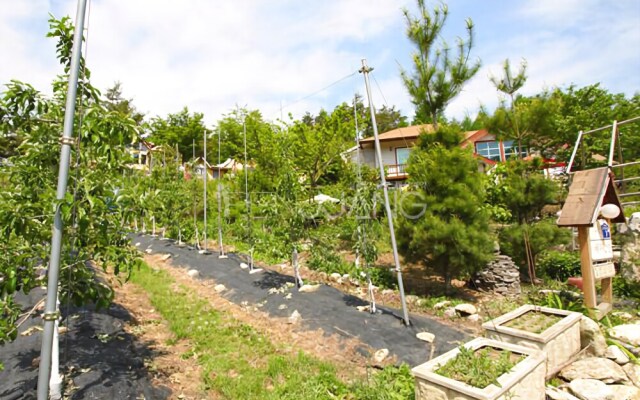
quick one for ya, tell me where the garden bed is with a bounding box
[482,304,582,377]
[412,337,546,400]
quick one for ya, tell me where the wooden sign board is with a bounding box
[589,220,613,261]
[559,168,625,320]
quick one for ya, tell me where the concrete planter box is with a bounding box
[412,338,546,400]
[482,304,581,377]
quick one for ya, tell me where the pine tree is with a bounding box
[397,125,494,292]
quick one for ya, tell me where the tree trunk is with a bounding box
[444,269,452,295]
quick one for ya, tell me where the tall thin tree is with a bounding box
[400,0,481,128]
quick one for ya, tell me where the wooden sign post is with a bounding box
[558,168,625,320]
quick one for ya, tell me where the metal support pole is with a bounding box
[217,130,226,258]
[201,130,209,254]
[37,0,88,397]
[243,113,253,269]
[566,131,583,174]
[607,121,618,168]
[359,59,410,326]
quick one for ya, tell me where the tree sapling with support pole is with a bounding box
[242,110,262,274]
[359,59,409,326]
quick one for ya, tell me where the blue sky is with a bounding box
[1,0,639,126]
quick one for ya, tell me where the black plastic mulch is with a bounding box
[0,288,170,400]
[135,234,471,367]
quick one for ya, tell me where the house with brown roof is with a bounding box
[344,124,524,184]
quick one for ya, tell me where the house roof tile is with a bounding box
[359,124,435,143]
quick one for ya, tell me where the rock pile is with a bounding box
[548,318,640,400]
[471,250,521,295]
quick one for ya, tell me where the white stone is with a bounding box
[356,305,370,312]
[187,269,199,278]
[581,316,608,357]
[298,284,320,293]
[287,310,301,324]
[612,312,634,321]
[381,289,394,295]
[560,357,629,384]
[569,379,614,400]
[278,304,288,310]
[160,254,171,261]
[433,300,451,310]
[454,303,477,316]
[405,295,420,305]
[605,345,630,365]
[330,273,342,281]
[609,385,640,400]
[284,293,292,300]
[546,386,580,400]
[240,262,249,269]
[609,324,640,347]
[416,332,435,343]
[623,363,640,388]
[342,273,350,280]
[443,308,457,318]
[467,314,481,323]
[144,248,152,254]
[214,284,226,293]
[373,348,389,363]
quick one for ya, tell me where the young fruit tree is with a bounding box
[0,16,142,365]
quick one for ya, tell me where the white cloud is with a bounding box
[1,0,638,128]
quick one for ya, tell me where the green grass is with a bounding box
[130,262,414,399]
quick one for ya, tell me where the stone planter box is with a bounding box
[412,337,546,400]
[482,304,581,377]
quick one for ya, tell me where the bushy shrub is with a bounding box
[537,250,581,282]
[369,267,397,290]
[308,247,353,275]
[612,276,640,300]
[499,219,571,274]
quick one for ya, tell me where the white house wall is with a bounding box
[360,139,415,168]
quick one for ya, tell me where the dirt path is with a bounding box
[144,254,373,379]
[113,272,208,399]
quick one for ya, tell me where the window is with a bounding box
[503,140,528,159]
[475,141,502,161]
[396,147,411,166]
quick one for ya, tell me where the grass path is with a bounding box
[130,261,414,399]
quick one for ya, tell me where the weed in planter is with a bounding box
[435,346,523,389]
[503,310,563,334]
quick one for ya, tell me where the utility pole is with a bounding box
[359,59,410,326]
[37,0,88,398]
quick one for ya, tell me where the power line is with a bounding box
[272,70,358,119]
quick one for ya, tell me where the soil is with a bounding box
[113,271,209,399]
[502,310,563,334]
[144,253,370,381]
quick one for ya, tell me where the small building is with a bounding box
[192,157,247,180]
[127,139,161,173]
[344,125,519,183]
